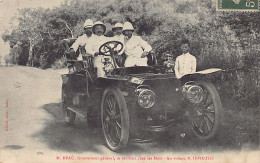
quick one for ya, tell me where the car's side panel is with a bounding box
[61,73,87,92]
[61,73,97,117]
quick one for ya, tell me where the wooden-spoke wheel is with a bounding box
[190,81,223,140]
[101,86,129,152]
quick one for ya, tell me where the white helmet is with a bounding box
[84,19,93,28]
[112,23,123,31]
[92,21,106,34]
[122,22,134,32]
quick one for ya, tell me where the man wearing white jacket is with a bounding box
[85,21,110,77]
[122,22,152,67]
[70,19,93,59]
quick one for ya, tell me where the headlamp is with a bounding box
[137,89,155,109]
[182,83,204,104]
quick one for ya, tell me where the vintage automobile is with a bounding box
[61,40,223,152]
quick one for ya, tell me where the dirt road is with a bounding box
[0,66,259,163]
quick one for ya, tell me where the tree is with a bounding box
[1,0,259,106]
[12,42,23,65]
[17,8,46,66]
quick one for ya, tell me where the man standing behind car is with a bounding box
[69,19,93,59]
[122,22,152,67]
[85,21,109,77]
[174,39,196,79]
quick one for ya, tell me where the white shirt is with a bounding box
[174,52,196,79]
[124,36,152,58]
[71,34,91,52]
[85,35,109,56]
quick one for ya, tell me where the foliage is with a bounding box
[1,0,259,107]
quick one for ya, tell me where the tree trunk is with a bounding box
[27,41,33,67]
[64,21,74,38]
[27,38,37,67]
[15,52,18,65]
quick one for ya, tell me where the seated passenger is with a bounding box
[111,22,125,66]
[174,39,197,79]
[112,23,124,43]
[85,21,110,77]
[162,52,175,72]
[69,19,93,59]
[122,22,152,67]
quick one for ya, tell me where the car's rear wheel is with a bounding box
[189,81,223,140]
[62,85,76,125]
[101,86,129,152]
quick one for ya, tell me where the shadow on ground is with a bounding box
[32,103,147,154]
[32,103,257,154]
[32,103,105,153]
[4,145,25,150]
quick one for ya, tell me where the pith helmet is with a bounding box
[92,21,106,34]
[122,22,135,32]
[83,19,93,28]
[112,23,123,31]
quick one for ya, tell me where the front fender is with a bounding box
[180,68,222,84]
[194,68,222,75]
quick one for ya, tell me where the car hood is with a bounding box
[128,73,181,107]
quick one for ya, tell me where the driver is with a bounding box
[85,21,110,77]
[122,22,152,67]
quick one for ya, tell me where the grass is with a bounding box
[219,104,259,150]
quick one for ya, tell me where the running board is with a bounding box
[130,138,154,143]
[67,106,87,117]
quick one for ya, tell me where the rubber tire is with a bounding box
[62,85,76,125]
[101,86,130,152]
[191,81,223,141]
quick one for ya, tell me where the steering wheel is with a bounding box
[99,41,124,56]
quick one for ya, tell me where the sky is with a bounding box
[0,0,63,64]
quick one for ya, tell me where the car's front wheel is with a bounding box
[101,86,129,152]
[62,85,76,125]
[189,81,223,140]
